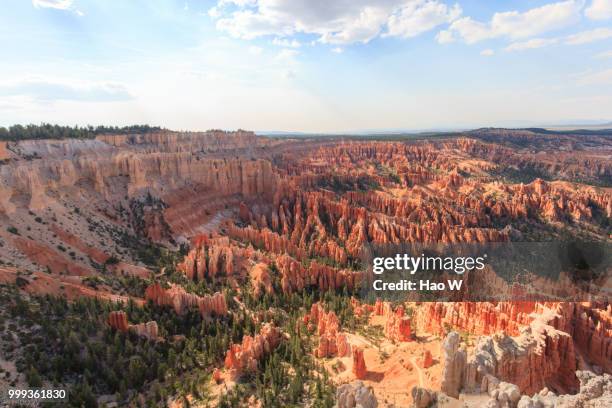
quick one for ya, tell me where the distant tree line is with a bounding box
[0,123,162,141]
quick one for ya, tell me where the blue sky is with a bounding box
[0,0,611,132]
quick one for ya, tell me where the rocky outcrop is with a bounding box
[144,283,227,317]
[107,310,130,332]
[555,302,612,373]
[178,236,257,280]
[224,323,281,380]
[411,387,437,408]
[420,302,611,376]
[383,304,412,342]
[107,311,159,341]
[440,306,579,398]
[440,331,466,398]
[335,381,377,408]
[516,371,612,408]
[352,347,367,380]
[416,350,433,369]
[130,321,159,341]
[305,303,350,358]
[249,262,273,296]
[481,375,521,408]
[274,254,359,295]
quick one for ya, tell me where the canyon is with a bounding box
[0,128,610,407]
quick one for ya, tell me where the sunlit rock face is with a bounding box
[0,128,610,407]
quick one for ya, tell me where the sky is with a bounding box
[0,0,611,133]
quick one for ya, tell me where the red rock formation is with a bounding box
[384,305,412,342]
[417,350,433,369]
[178,236,250,280]
[107,311,159,341]
[416,302,537,337]
[305,303,351,358]
[439,302,585,397]
[419,301,611,376]
[352,347,367,380]
[107,311,129,332]
[550,302,612,372]
[274,254,360,295]
[224,323,281,380]
[351,297,375,317]
[249,263,273,296]
[145,283,227,317]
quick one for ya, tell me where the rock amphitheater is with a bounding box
[0,128,609,407]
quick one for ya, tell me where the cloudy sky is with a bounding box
[0,0,611,132]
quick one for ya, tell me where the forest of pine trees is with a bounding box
[0,278,347,407]
[0,123,161,141]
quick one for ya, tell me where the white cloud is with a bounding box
[0,77,133,103]
[447,17,491,43]
[480,49,494,56]
[565,27,612,44]
[332,47,344,53]
[213,0,465,45]
[505,38,559,51]
[435,29,455,44]
[585,0,612,19]
[595,50,612,58]
[248,45,263,55]
[208,6,221,18]
[385,1,461,38]
[272,37,301,48]
[447,0,584,44]
[32,0,73,9]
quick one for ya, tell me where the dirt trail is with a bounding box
[410,357,425,387]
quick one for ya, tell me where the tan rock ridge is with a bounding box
[144,283,227,317]
[275,254,360,294]
[178,236,246,280]
[223,323,281,381]
[439,302,585,397]
[0,133,277,216]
